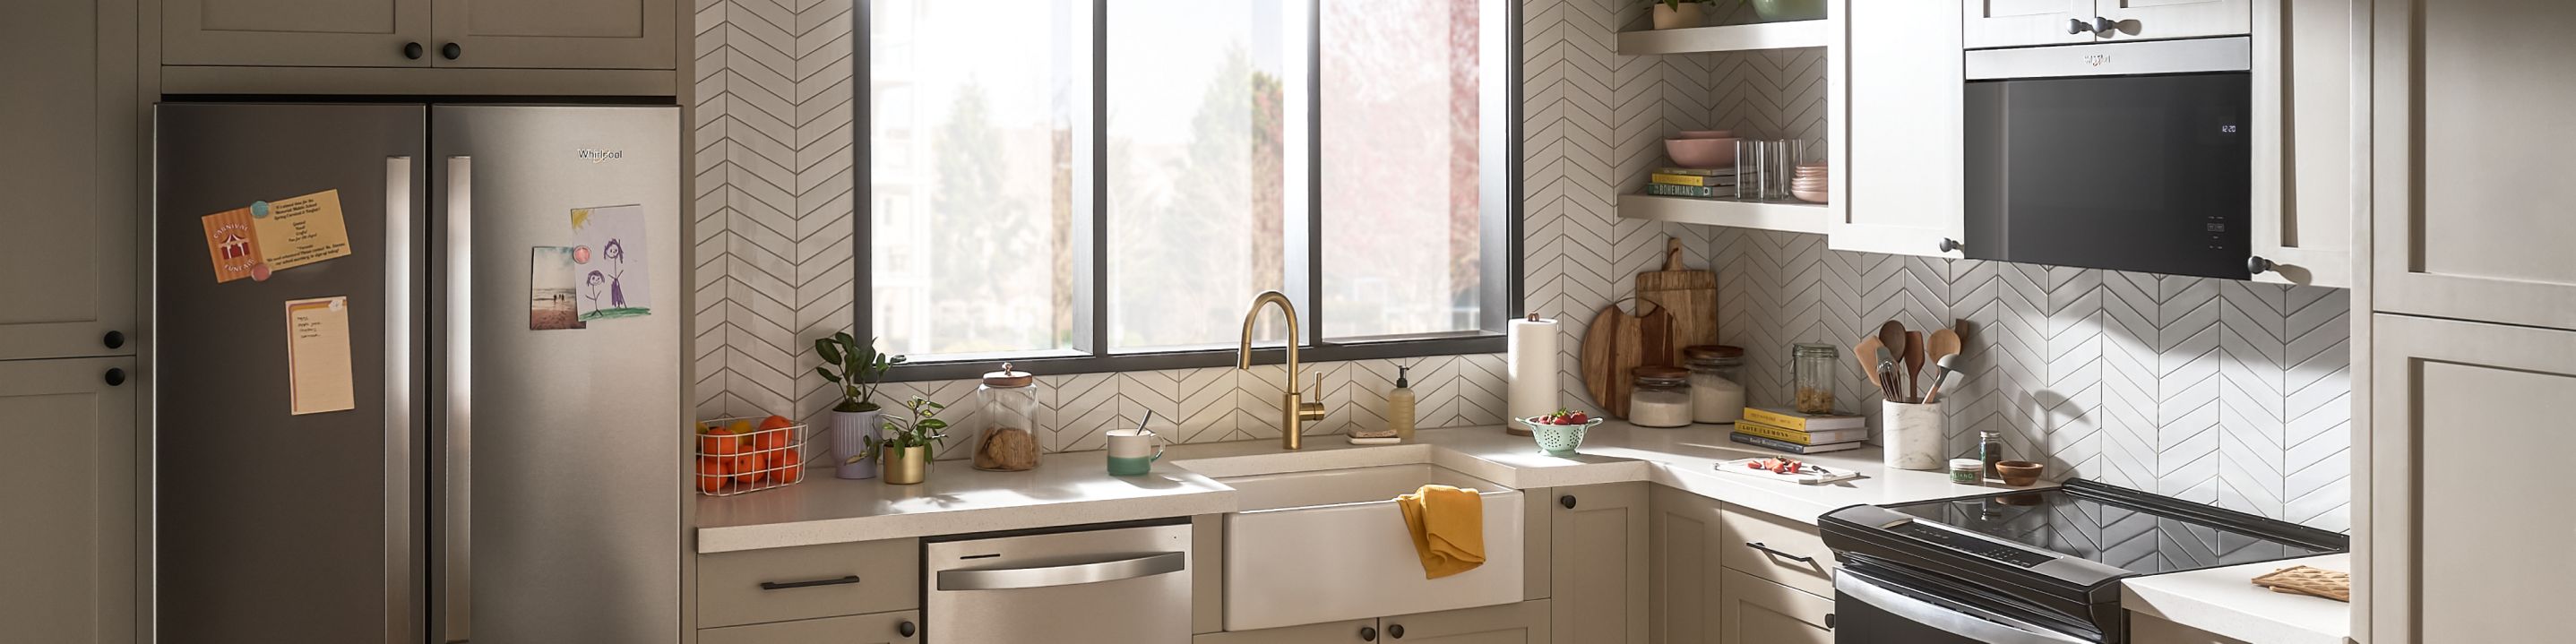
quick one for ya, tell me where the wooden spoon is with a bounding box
[1852,336,1887,399]
[1903,331,1926,400]
[1927,328,1962,365]
[1876,321,1908,369]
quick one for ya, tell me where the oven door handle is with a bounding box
[936,551,1186,591]
[1833,569,2090,644]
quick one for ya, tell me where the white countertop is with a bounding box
[695,422,2030,554]
[2122,553,2351,644]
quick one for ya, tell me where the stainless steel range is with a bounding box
[1819,479,2347,643]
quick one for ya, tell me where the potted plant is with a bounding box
[814,332,905,479]
[1650,0,1710,30]
[863,395,951,485]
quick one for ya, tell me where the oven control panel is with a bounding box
[1888,521,2057,568]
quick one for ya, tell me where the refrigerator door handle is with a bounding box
[443,155,473,643]
[385,156,418,643]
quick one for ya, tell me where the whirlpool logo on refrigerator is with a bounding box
[576,148,625,164]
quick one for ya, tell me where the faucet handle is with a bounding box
[1305,373,1324,398]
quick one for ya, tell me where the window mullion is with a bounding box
[1082,0,1109,360]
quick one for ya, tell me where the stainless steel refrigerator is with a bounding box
[153,103,682,643]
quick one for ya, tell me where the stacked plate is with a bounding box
[1789,162,1827,203]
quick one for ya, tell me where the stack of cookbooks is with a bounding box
[1730,407,1866,454]
[1641,167,1741,198]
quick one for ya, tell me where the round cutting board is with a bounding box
[1580,298,1669,419]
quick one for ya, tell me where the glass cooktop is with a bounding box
[1877,483,2342,576]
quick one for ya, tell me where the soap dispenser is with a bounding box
[1388,365,1417,442]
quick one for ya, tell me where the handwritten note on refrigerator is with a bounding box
[284,296,356,416]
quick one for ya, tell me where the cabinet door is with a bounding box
[1,0,137,360]
[2245,0,2355,288]
[1833,0,1966,258]
[429,0,676,69]
[1191,619,1378,644]
[697,610,919,644]
[1718,569,1834,644]
[1648,487,1726,644]
[1385,600,1550,644]
[1548,483,1647,644]
[2367,0,2576,331]
[2098,0,2250,40]
[2366,314,2576,642]
[163,0,431,67]
[0,357,139,644]
[1961,0,2096,48]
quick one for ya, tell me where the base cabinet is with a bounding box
[1718,569,1834,644]
[0,356,138,644]
[1647,487,1727,644]
[696,611,918,644]
[1194,601,1549,644]
[1549,483,1649,644]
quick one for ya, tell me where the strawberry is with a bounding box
[1565,411,1589,424]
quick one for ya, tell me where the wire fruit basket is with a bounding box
[694,416,809,496]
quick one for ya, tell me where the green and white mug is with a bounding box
[1106,426,1165,476]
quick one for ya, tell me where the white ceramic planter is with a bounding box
[831,409,883,479]
[1881,400,1945,471]
[1650,2,1704,30]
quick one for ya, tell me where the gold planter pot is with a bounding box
[881,444,933,485]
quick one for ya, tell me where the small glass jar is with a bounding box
[1628,366,1693,428]
[1684,345,1745,424]
[1790,343,1839,414]
[1949,459,1984,485]
[972,363,1042,471]
[1977,430,2006,483]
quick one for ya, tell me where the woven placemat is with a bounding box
[2250,565,2350,602]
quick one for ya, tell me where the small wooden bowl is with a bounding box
[1994,460,2045,486]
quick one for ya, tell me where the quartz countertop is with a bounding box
[694,422,2036,553]
[2122,553,2352,644]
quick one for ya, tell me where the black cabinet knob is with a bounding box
[105,368,126,387]
[2247,256,2277,275]
[1359,625,1377,641]
[441,42,461,60]
[1559,494,1576,510]
[897,621,917,638]
[2067,18,2091,34]
[1388,623,1406,639]
[2094,16,2116,35]
[403,42,424,60]
[102,331,125,349]
[1937,238,1962,253]
[1825,613,1837,630]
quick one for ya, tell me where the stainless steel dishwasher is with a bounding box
[926,520,1193,642]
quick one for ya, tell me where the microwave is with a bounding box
[1963,37,2252,279]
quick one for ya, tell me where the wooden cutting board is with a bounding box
[1581,299,1671,419]
[1637,236,1717,366]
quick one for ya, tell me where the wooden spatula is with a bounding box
[1903,331,1926,401]
[1853,336,1888,399]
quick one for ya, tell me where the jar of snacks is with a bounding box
[972,363,1042,471]
[1790,343,1839,414]
[1628,366,1693,428]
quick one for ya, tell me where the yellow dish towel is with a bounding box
[1395,485,1486,580]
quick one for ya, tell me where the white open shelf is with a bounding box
[1615,20,1831,56]
[1617,193,1830,235]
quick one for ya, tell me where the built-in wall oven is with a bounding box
[1963,37,2253,279]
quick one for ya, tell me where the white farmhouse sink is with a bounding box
[1219,464,1524,631]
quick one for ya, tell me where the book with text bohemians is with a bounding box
[1729,432,1863,455]
[1643,184,1741,198]
[1650,173,1737,187]
[1740,407,1867,432]
[1734,420,1868,446]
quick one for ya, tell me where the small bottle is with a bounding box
[1977,430,2006,484]
[1388,365,1417,442]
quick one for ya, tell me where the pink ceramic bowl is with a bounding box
[1664,138,1739,168]
[1676,129,1736,140]
[1791,188,1829,203]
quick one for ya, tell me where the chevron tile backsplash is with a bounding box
[693,0,2348,531]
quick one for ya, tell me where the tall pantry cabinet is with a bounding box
[2356,0,2576,642]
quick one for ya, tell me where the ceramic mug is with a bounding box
[1106,427,1165,476]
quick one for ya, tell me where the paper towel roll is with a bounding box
[1507,315,1561,423]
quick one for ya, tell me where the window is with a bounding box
[861,0,1516,378]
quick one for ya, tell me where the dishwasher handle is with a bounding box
[936,551,1186,591]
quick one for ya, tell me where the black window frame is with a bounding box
[855,0,1523,382]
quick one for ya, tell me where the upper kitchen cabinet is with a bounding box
[2365,0,2576,331]
[1,0,138,360]
[2245,0,2355,288]
[429,0,676,69]
[163,0,432,67]
[162,0,674,70]
[1831,0,1967,258]
[1964,0,2248,48]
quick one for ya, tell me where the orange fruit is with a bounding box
[729,453,763,485]
[753,426,788,451]
[771,447,803,484]
[695,457,728,494]
[759,415,795,431]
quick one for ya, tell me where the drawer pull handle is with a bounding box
[1745,541,1816,563]
[758,574,861,590]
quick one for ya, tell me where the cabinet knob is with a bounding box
[1826,613,1837,630]
[102,331,125,349]
[2067,18,2091,34]
[1937,238,1962,253]
[1559,494,1576,510]
[1387,623,1406,639]
[105,368,126,387]
[1359,625,1377,641]
[897,621,917,638]
[2095,16,2117,36]
[441,42,461,60]
[2247,256,2278,275]
[402,42,424,60]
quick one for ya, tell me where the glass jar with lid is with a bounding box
[1790,343,1839,414]
[1684,345,1745,424]
[972,363,1042,471]
[1628,366,1693,428]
